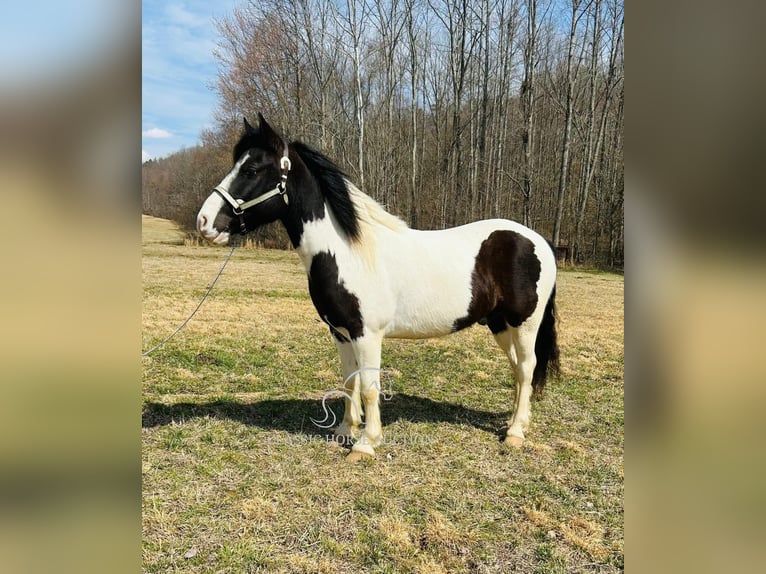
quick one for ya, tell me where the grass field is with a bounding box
[142,214,624,573]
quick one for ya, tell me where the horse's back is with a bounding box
[404,219,555,280]
[373,218,555,339]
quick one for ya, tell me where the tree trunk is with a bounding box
[520,0,537,227]
[477,0,491,220]
[406,0,419,228]
[572,0,622,265]
[552,1,582,249]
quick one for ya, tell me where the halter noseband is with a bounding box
[214,153,292,235]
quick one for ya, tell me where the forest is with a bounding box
[142,0,623,267]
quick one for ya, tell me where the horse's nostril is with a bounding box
[199,215,208,229]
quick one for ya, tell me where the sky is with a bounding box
[142,0,242,162]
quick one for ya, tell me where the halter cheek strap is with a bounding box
[213,153,291,234]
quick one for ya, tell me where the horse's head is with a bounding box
[197,114,291,244]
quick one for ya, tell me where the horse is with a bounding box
[197,114,559,462]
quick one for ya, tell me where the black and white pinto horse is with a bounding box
[197,115,559,462]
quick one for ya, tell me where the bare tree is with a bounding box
[552,0,586,251]
[405,0,423,227]
[519,0,539,226]
[148,0,624,266]
[572,0,622,263]
[333,0,370,190]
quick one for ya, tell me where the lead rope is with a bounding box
[142,244,237,357]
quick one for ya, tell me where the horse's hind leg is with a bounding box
[493,327,520,413]
[493,326,521,404]
[504,327,538,447]
[335,341,362,442]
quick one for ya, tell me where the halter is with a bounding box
[214,152,292,235]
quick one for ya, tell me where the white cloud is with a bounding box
[143,127,173,139]
[142,149,153,163]
[143,0,241,157]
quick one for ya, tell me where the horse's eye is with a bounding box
[245,165,258,176]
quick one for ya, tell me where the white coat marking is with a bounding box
[196,153,251,243]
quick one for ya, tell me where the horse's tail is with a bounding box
[532,283,560,399]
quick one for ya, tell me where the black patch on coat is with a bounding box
[223,130,362,248]
[214,124,301,239]
[218,122,328,247]
[234,116,285,160]
[452,230,541,333]
[308,251,365,341]
[277,150,326,247]
[291,142,361,242]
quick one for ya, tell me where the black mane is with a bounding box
[290,141,361,242]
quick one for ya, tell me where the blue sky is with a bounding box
[142,0,242,162]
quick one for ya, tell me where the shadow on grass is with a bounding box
[142,393,509,437]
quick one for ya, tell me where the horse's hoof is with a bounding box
[504,435,525,448]
[346,450,373,463]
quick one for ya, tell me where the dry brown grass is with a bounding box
[142,216,623,573]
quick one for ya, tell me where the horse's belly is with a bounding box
[383,285,473,339]
[376,236,479,339]
[384,319,458,339]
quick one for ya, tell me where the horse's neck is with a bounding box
[294,203,353,269]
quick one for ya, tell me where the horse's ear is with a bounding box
[243,116,255,133]
[257,113,285,152]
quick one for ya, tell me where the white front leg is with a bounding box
[334,341,362,443]
[347,333,384,462]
